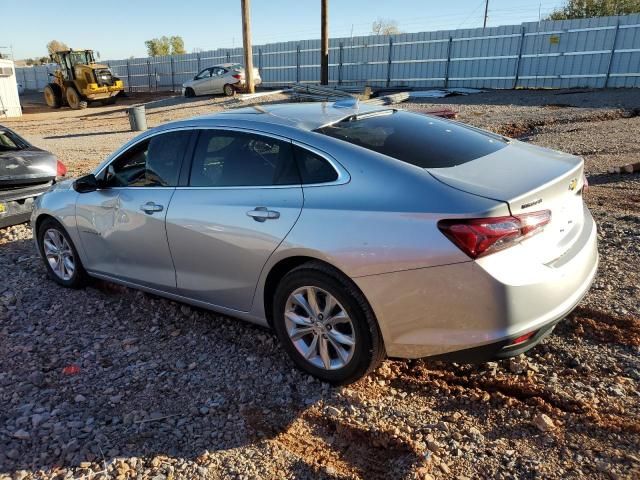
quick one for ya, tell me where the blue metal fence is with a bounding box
[16,13,640,92]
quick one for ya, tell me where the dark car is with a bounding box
[0,125,66,229]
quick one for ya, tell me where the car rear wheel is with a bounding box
[273,262,385,384]
[37,218,88,288]
[223,84,235,96]
[65,87,87,110]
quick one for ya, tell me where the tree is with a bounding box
[145,35,186,56]
[170,36,186,55]
[547,0,640,20]
[371,18,401,35]
[46,40,68,55]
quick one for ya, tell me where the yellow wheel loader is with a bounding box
[43,49,124,109]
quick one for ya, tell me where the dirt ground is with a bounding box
[0,88,639,480]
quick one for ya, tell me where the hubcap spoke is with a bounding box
[319,336,331,369]
[325,310,350,326]
[291,293,314,318]
[43,238,58,253]
[328,329,355,347]
[327,335,350,364]
[306,287,321,317]
[289,326,314,341]
[285,311,311,327]
[323,294,336,318]
[304,335,319,360]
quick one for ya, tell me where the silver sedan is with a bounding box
[31,102,598,384]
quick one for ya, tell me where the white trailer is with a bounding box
[0,59,22,118]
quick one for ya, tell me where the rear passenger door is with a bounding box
[165,129,303,312]
[210,68,228,93]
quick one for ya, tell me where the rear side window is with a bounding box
[189,130,300,187]
[293,146,338,184]
[315,111,506,169]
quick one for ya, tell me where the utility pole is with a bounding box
[321,0,329,85]
[483,0,489,29]
[241,0,255,93]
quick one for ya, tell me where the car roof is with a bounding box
[204,63,240,69]
[167,101,390,132]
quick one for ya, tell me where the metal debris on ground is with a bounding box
[363,92,410,106]
[289,83,355,102]
[409,88,485,98]
[236,89,287,102]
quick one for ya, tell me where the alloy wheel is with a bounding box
[284,286,356,370]
[43,228,75,281]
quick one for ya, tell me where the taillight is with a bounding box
[509,331,537,346]
[582,174,589,195]
[56,159,67,177]
[438,210,551,259]
[232,74,242,80]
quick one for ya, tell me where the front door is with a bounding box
[75,130,192,291]
[192,68,214,95]
[166,129,303,311]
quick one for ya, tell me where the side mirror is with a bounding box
[193,76,198,80]
[47,72,54,77]
[73,174,99,193]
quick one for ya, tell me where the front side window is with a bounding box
[189,130,299,187]
[104,131,191,187]
[195,69,212,80]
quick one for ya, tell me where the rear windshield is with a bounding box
[0,129,30,151]
[315,110,506,168]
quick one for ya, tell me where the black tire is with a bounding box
[223,83,235,97]
[100,97,117,106]
[184,87,195,98]
[65,87,87,110]
[44,83,62,108]
[37,218,88,288]
[272,262,385,385]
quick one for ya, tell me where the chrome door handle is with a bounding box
[140,201,164,214]
[247,207,280,222]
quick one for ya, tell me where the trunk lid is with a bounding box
[428,141,586,263]
[0,148,57,187]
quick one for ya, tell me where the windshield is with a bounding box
[315,110,507,169]
[0,129,29,152]
[68,51,94,66]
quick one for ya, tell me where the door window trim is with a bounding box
[177,126,350,190]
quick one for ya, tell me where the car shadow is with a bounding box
[0,235,424,479]
[586,171,640,186]
[43,130,133,139]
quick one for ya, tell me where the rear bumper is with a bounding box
[0,182,53,229]
[354,206,598,359]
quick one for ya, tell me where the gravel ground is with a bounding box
[1,89,639,479]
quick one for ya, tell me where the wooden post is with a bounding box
[241,0,255,93]
[321,0,329,85]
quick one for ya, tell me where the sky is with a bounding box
[1,0,564,61]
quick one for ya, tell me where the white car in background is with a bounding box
[182,63,262,97]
